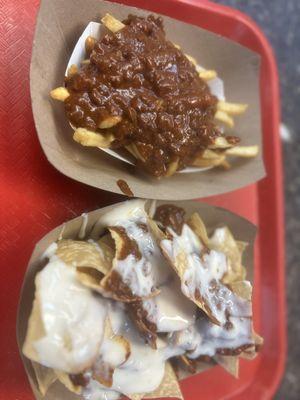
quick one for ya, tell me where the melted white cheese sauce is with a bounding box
[143,278,196,332]
[101,200,172,297]
[170,315,253,358]
[28,203,255,399]
[84,302,166,398]
[161,224,251,325]
[33,253,107,373]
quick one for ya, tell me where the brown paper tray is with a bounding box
[30,0,265,200]
[17,199,256,399]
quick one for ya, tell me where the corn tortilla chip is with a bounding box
[31,361,57,396]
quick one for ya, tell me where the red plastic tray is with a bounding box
[0,0,286,399]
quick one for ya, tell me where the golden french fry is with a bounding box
[99,115,122,129]
[126,144,146,162]
[50,87,70,101]
[81,59,90,65]
[192,153,226,168]
[173,43,181,49]
[85,36,96,54]
[198,70,217,81]
[217,101,248,115]
[202,149,223,159]
[225,145,259,158]
[67,64,78,78]
[101,13,125,33]
[215,110,234,128]
[185,53,197,66]
[165,158,179,177]
[209,136,232,149]
[219,159,231,170]
[126,144,138,159]
[73,128,114,148]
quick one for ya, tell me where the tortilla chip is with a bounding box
[56,239,113,274]
[127,301,157,349]
[93,317,131,387]
[127,362,183,400]
[187,213,210,248]
[209,227,246,284]
[75,267,106,294]
[23,297,45,363]
[99,233,115,251]
[101,227,160,302]
[229,280,252,301]
[161,246,220,325]
[56,239,114,293]
[178,355,197,374]
[172,354,214,381]
[147,217,166,241]
[31,361,57,396]
[240,332,264,360]
[214,355,239,378]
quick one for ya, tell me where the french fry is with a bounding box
[192,152,226,168]
[198,70,217,81]
[101,13,125,33]
[185,53,197,66]
[85,36,96,54]
[208,136,233,149]
[215,110,234,128]
[217,101,248,115]
[219,159,231,170]
[126,144,146,162]
[73,128,114,148]
[99,115,122,129]
[67,64,78,78]
[202,149,224,159]
[225,145,259,158]
[81,59,90,65]
[165,158,179,177]
[50,87,70,101]
[173,43,181,49]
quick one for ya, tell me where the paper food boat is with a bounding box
[17,199,257,400]
[30,0,265,199]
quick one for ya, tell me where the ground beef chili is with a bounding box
[65,14,224,177]
[154,204,186,235]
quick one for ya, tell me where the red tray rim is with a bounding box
[2,0,286,398]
